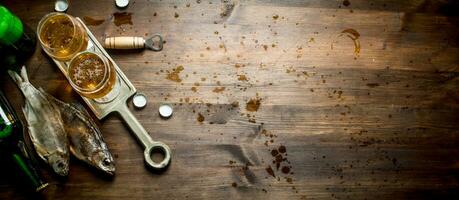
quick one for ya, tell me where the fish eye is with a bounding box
[57,162,64,169]
[102,158,111,166]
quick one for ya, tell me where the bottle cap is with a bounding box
[159,104,173,118]
[132,93,147,109]
[116,0,129,8]
[54,0,69,12]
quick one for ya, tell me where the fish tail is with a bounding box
[8,66,30,86]
[8,69,24,86]
[19,66,30,83]
[8,66,34,96]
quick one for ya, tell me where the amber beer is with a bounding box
[68,51,118,101]
[37,13,88,61]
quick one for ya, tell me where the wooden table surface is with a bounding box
[1,0,458,199]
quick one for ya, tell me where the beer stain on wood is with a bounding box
[82,16,105,26]
[212,87,225,93]
[112,12,132,26]
[166,66,184,83]
[237,74,248,81]
[245,98,261,112]
[1,0,459,199]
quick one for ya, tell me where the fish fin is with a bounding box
[8,70,23,86]
[22,106,31,122]
[36,88,81,116]
[71,103,85,110]
[40,88,65,106]
[19,66,30,83]
[38,87,45,93]
[72,103,92,117]
[69,145,86,163]
[38,88,51,98]
[27,133,49,162]
[37,88,69,118]
[71,103,102,134]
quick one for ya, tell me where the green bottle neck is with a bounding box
[12,153,48,192]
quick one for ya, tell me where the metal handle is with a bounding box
[145,34,163,51]
[116,104,171,169]
[104,36,145,49]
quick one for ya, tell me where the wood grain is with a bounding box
[1,0,458,199]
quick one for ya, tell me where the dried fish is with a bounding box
[8,67,69,176]
[45,94,115,175]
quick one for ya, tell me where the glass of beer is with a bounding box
[37,12,88,61]
[68,51,120,103]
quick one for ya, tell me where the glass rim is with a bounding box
[36,12,79,51]
[68,51,111,94]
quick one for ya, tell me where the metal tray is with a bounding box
[51,18,171,170]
